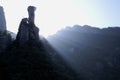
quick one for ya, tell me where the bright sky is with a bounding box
[1,0,120,37]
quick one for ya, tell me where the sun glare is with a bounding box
[1,0,89,37]
[2,1,80,37]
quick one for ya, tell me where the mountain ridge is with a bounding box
[48,25,120,80]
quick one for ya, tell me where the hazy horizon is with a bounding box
[1,0,120,37]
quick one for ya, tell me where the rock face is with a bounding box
[16,6,39,45]
[0,32,12,52]
[0,6,6,33]
[16,18,39,45]
[48,25,120,80]
[0,6,11,52]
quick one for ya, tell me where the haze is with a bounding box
[1,0,120,37]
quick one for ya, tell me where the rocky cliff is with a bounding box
[0,6,6,32]
[0,6,11,52]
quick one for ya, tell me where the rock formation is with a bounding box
[16,6,39,46]
[0,6,11,52]
[0,6,6,33]
[0,6,80,80]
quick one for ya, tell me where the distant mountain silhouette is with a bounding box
[48,25,120,80]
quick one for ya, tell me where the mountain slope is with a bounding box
[48,25,120,80]
[0,38,80,80]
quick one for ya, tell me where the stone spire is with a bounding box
[0,6,6,33]
[16,6,39,46]
[27,6,36,24]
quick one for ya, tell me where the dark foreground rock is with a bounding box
[0,31,12,52]
[16,18,39,46]
[0,39,80,80]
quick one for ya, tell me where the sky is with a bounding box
[1,0,120,37]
